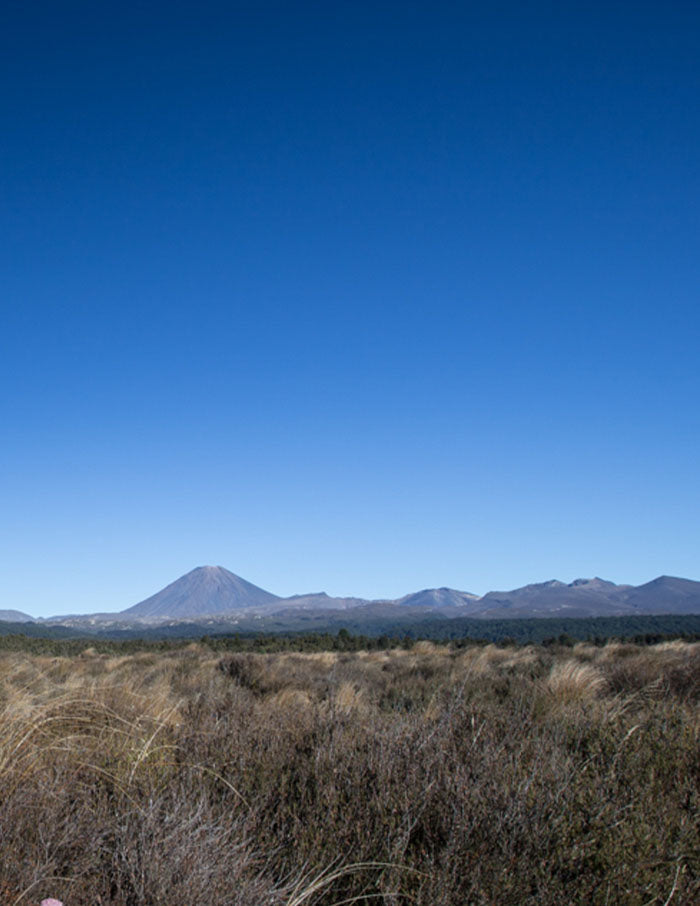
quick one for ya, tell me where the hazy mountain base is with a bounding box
[2,612,700,644]
[0,642,697,904]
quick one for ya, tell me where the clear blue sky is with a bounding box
[2,1,698,617]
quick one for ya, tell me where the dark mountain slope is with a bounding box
[475,577,633,618]
[621,575,700,614]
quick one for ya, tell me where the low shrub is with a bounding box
[0,642,697,904]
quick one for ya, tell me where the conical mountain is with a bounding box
[120,566,280,619]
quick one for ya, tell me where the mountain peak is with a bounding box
[569,577,616,588]
[397,587,480,609]
[121,566,280,619]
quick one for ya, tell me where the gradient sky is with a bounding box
[2,1,699,617]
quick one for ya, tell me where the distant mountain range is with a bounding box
[17,565,699,627]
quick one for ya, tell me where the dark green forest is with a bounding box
[1,612,699,656]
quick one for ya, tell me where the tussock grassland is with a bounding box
[0,642,697,905]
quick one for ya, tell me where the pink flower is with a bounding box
[41,900,64,906]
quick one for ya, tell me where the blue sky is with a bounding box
[2,1,699,616]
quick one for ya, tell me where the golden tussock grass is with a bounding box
[546,659,607,703]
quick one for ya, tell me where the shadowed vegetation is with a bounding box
[1,611,699,648]
[0,640,697,904]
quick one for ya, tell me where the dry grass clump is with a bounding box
[546,660,607,703]
[0,641,698,904]
[456,642,542,677]
[332,680,368,715]
[587,640,700,703]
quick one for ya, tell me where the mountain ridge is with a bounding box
[15,568,700,624]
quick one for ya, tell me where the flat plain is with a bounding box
[0,639,697,904]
